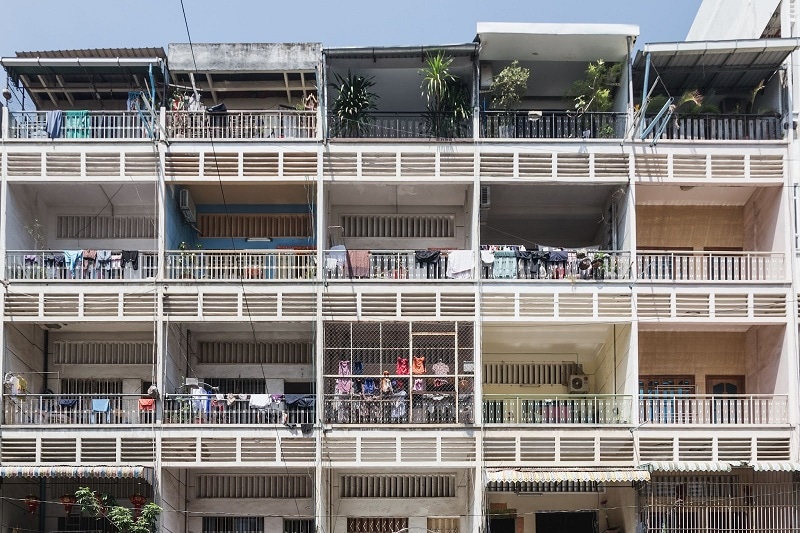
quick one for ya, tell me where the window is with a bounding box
[639,376,695,395]
[203,517,264,533]
[347,518,408,533]
[285,519,315,533]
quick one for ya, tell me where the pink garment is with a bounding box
[396,357,409,375]
[347,250,371,278]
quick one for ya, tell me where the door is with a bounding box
[707,375,745,423]
[535,511,596,533]
[487,517,515,533]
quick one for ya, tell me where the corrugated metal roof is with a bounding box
[645,461,736,472]
[751,462,800,472]
[0,465,153,483]
[632,38,800,95]
[15,47,166,60]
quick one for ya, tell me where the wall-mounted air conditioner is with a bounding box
[569,374,590,393]
[179,189,197,224]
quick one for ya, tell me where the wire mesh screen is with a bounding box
[324,321,475,424]
[641,473,800,533]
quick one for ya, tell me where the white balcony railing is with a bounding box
[4,394,153,425]
[639,394,788,425]
[164,250,316,280]
[167,110,317,139]
[324,393,474,425]
[323,250,459,280]
[481,250,632,280]
[637,251,785,281]
[163,394,315,425]
[9,111,153,140]
[6,251,158,280]
[483,394,633,425]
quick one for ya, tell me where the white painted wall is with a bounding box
[687,0,780,40]
[161,469,187,533]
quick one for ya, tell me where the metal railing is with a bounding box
[637,251,785,281]
[639,394,788,425]
[4,394,153,425]
[481,250,632,280]
[6,251,158,280]
[328,112,473,139]
[9,111,152,139]
[483,394,633,424]
[481,111,627,139]
[642,113,783,141]
[167,110,316,139]
[162,395,315,425]
[164,250,316,280]
[323,250,453,280]
[324,393,474,424]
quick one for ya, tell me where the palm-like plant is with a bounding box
[419,51,472,138]
[330,71,378,138]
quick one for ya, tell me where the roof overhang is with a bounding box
[324,43,478,61]
[168,43,320,104]
[645,461,739,472]
[632,38,800,95]
[486,469,650,484]
[0,465,154,483]
[1,49,167,110]
[476,23,639,62]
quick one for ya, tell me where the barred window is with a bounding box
[203,517,264,533]
[285,519,315,533]
[347,518,408,533]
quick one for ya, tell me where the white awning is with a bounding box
[486,469,650,483]
[645,462,736,472]
[0,466,153,483]
[751,462,800,472]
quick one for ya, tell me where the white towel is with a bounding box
[249,394,271,409]
[447,250,474,279]
[480,250,495,264]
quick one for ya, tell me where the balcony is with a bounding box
[324,392,474,425]
[483,394,632,425]
[638,394,788,425]
[323,249,459,280]
[481,250,632,281]
[642,113,783,141]
[7,110,154,140]
[4,393,152,425]
[328,112,473,139]
[6,251,158,281]
[481,111,627,140]
[162,394,315,425]
[164,250,316,280]
[636,251,785,282]
[166,110,317,140]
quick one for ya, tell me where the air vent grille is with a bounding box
[196,474,311,498]
[340,475,455,498]
[56,215,155,239]
[483,362,580,385]
[342,214,454,238]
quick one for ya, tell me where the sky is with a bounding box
[2,0,704,57]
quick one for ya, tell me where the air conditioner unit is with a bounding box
[179,189,197,224]
[569,374,590,393]
[480,185,491,208]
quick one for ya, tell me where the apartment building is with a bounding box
[0,1,798,533]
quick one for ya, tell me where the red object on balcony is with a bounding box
[24,494,39,514]
[130,493,146,516]
[59,494,76,515]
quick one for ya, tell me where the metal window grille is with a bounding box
[56,215,156,239]
[347,518,408,533]
[285,519,315,533]
[60,379,123,394]
[203,517,264,533]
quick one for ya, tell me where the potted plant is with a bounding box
[176,241,203,279]
[567,59,622,138]
[489,60,530,137]
[329,71,378,138]
[420,51,472,138]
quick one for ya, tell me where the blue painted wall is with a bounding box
[165,186,316,250]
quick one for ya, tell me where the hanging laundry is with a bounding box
[64,110,90,138]
[62,250,83,278]
[248,394,271,409]
[46,110,64,138]
[412,356,426,374]
[446,250,474,279]
[82,250,97,279]
[338,360,351,376]
[353,361,364,375]
[346,250,371,278]
[121,250,139,270]
[396,357,409,375]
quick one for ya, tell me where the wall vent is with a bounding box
[56,215,155,239]
[198,213,312,238]
[198,341,312,364]
[52,340,154,365]
[483,362,580,385]
[196,474,311,499]
[340,474,456,498]
[341,214,454,238]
